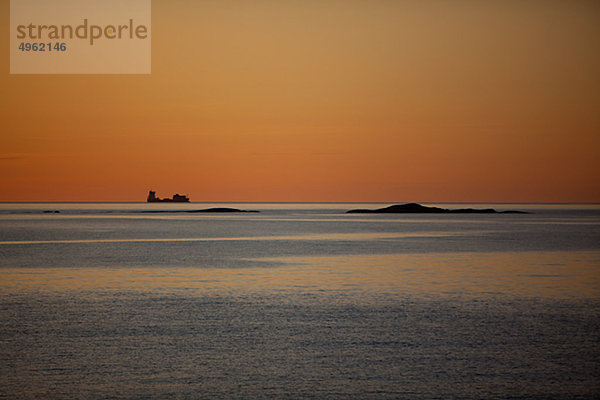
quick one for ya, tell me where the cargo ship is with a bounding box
[147,190,190,203]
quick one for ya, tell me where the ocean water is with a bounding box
[0,203,599,399]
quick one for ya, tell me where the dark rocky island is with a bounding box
[142,208,259,213]
[346,203,528,214]
[187,208,259,213]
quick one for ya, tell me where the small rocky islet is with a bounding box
[346,203,528,214]
[142,208,259,213]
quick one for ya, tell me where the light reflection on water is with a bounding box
[0,231,462,246]
[1,203,599,398]
[2,251,598,299]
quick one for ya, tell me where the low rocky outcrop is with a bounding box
[142,208,259,213]
[346,203,528,214]
[187,208,259,213]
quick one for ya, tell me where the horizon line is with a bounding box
[1,201,600,205]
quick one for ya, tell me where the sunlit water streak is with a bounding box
[0,231,468,246]
[0,203,599,398]
[2,251,598,299]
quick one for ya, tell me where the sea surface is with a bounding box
[0,202,599,399]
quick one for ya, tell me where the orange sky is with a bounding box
[1,0,599,202]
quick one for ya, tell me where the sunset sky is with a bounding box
[1,0,599,202]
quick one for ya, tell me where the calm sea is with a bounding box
[1,203,599,399]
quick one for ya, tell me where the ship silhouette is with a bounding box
[147,190,190,203]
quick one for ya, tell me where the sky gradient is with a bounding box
[1,0,599,202]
